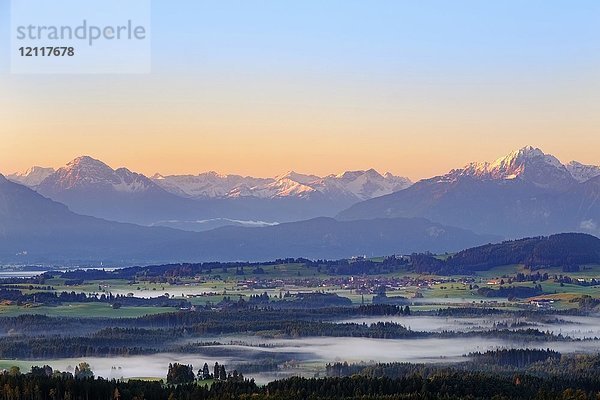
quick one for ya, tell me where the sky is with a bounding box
[1,0,599,180]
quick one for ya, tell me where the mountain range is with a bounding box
[338,146,600,237]
[152,169,411,201]
[9,157,411,230]
[4,145,600,264]
[0,174,494,263]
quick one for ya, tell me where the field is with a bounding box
[2,261,599,318]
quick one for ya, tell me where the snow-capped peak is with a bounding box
[447,146,576,189]
[566,161,600,183]
[14,156,413,202]
[23,166,55,177]
[257,177,317,198]
[334,168,383,181]
[38,156,155,193]
[68,155,108,167]
[316,169,411,201]
[487,146,563,176]
[153,169,412,201]
[275,171,320,185]
[7,166,55,187]
[202,171,229,179]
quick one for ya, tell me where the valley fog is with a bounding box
[10,332,600,384]
[338,314,600,339]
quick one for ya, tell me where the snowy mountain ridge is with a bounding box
[152,168,412,201]
[8,166,55,187]
[444,146,597,190]
[36,156,159,194]
[10,147,599,202]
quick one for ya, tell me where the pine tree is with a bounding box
[213,362,220,380]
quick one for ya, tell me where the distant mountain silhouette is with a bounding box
[0,175,494,264]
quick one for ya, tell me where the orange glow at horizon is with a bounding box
[1,70,599,181]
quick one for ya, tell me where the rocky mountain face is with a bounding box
[566,161,600,183]
[8,166,55,186]
[37,156,157,194]
[338,146,600,238]
[32,156,209,226]
[152,169,412,202]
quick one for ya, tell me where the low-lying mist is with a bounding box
[9,332,600,384]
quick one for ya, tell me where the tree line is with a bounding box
[4,369,600,400]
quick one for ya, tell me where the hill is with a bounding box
[411,233,600,274]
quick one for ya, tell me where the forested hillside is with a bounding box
[412,233,600,274]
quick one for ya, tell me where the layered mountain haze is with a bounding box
[181,217,499,261]
[339,146,600,238]
[0,174,494,263]
[11,156,411,230]
[7,146,600,254]
[0,173,198,262]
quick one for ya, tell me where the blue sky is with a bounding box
[3,1,597,76]
[149,1,599,73]
[0,1,599,178]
